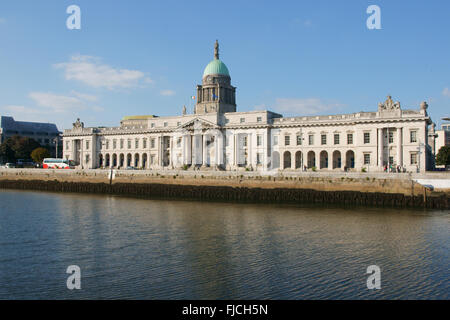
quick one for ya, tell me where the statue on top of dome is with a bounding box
[214,40,219,60]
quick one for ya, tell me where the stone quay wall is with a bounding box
[0,169,449,209]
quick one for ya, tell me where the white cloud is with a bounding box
[303,19,312,27]
[160,89,176,96]
[1,91,104,130]
[253,104,269,110]
[274,98,344,115]
[29,92,85,113]
[54,55,151,90]
[291,18,313,28]
[3,105,42,114]
[92,106,105,112]
[70,90,98,102]
[442,88,450,97]
[26,91,103,114]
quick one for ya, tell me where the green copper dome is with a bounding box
[203,59,230,78]
[202,40,230,78]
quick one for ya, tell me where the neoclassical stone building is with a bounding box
[63,41,434,172]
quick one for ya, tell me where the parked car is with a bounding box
[16,159,37,168]
[1,163,16,168]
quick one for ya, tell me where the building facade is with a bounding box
[63,42,434,173]
[0,116,61,155]
[433,122,450,159]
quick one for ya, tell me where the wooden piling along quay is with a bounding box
[0,179,448,209]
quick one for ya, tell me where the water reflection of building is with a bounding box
[63,41,435,172]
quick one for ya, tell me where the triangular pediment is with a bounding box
[179,117,219,131]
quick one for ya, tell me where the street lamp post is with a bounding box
[54,137,58,158]
[417,140,425,173]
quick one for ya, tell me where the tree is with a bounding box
[0,143,15,163]
[14,136,41,160]
[435,146,450,166]
[31,147,51,164]
[0,136,42,163]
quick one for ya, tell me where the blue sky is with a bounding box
[0,0,449,130]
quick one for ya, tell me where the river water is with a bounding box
[0,190,448,299]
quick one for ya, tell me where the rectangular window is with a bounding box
[285,135,290,146]
[273,136,278,146]
[347,134,353,145]
[243,136,248,147]
[135,139,139,149]
[296,135,302,145]
[113,140,117,149]
[177,138,181,148]
[410,131,417,143]
[164,122,168,127]
[389,156,394,165]
[151,139,155,149]
[410,153,418,165]
[257,134,262,146]
[66,141,69,149]
[120,139,124,149]
[240,118,245,123]
[364,132,370,144]
[321,134,327,145]
[364,153,371,165]
[388,131,394,144]
[256,153,263,165]
[106,140,109,150]
[151,123,155,128]
[143,139,147,149]
[86,141,89,150]
[334,134,340,145]
[257,117,262,123]
[127,140,131,149]
[309,135,314,145]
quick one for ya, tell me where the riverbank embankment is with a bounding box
[0,169,449,209]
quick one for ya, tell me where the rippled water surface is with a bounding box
[0,190,448,299]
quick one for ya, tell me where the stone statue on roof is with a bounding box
[378,95,401,111]
[73,118,84,129]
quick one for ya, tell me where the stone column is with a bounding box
[234,134,239,166]
[234,133,239,167]
[397,127,403,167]
[193,135,198,165]
[247,133,252,167]
[213,135,218,166]
[202,135,208,166]
[169,136,174,168]
[187,135,192,165]
[291,151,296,170]
[71,140,76,162]
[182,135,186,165]
[217,133,224,166]
[378,128,384,168]
[158,136,163,167]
